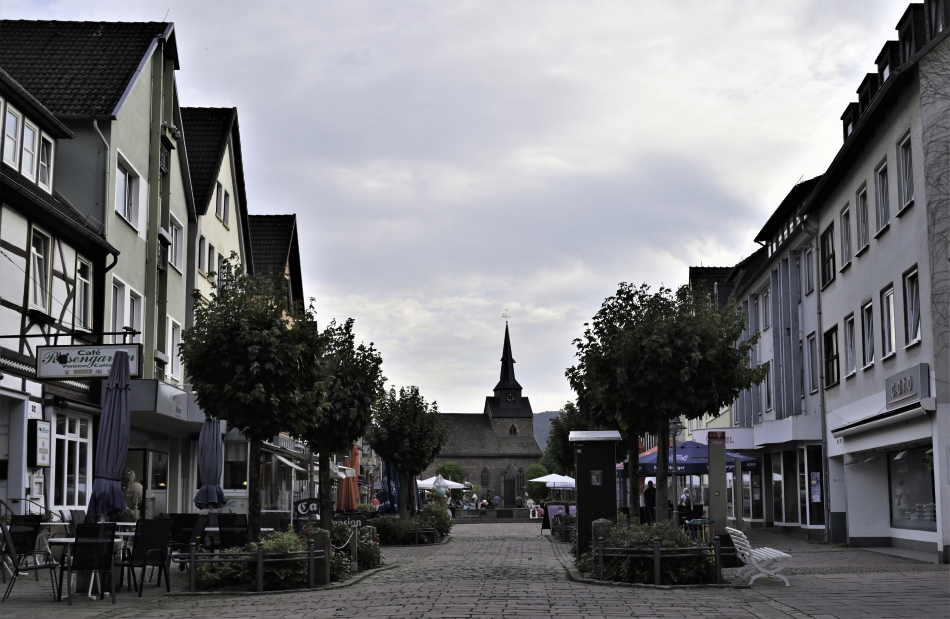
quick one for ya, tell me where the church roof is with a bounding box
[493,324,522,391]
[437,414,543,458]
[484,396,533,419]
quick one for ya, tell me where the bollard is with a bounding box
[653,536,661,586]
[256,542,264,593]
[188,542,196,593]
[308,539,315,589]
[713,536,722,585]
[350,524,359,572]
[312,528,331,586]
[597,537,605,573]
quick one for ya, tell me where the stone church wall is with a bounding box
[423,454,541,500]
[489,417,534,437]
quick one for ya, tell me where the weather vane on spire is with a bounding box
[502,309,510,324]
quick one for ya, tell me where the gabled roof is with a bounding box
[180,107,235,215]
[248,214,304,305]
[0,20,174,117]
[484,396,533,419]
[437,414,543,458]
[0,67,72,138]
[753,175,822,244]
[688,266,733,301]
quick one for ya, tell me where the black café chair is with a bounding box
[260,512,287,532]
[214,513,248,550]
[168,515,209,571]
[115,519,173,596]
[0,517,58,602]
[59,522,117,605]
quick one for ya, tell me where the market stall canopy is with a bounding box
[529,473,575,487]
[417,475,466,490]
[635,440,759,476]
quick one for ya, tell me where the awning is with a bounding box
[831,400,933,438]
[275,454,306,472]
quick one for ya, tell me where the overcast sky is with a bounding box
[8,1,908,413]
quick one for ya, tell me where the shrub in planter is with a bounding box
[373,515,412,544]
[577,521,715,585]
[196,531,309,591]
[357,536,382,569]
[416,503,452,538]
[329,549,351,582]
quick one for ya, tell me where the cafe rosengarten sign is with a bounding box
[35,344,142,380]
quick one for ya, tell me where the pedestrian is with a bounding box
[494,494,501,507]
[644,481,656,523]
[370,496,379,511]
[679,488,692,511]
[515,495,523,508]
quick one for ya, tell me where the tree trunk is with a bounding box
[248,438,262,541]
[628,438,640,524]
[655,417,670,522]
[398,471,409,518]
[318,448,333,531]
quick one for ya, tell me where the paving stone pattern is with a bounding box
[1,523,947,618]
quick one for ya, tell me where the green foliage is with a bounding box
[417,502,452,538]
[543,402,628,476]
[552,513,575,540]
[373,504,451,544]
[525,463,549,502]
[436,462,467,500]
[357,503,371,512]
[373,515,413,544]
[196,531,310,591]
[357,535,382,569]
[329,550,351,582]
[577,521,716,585]
[566,283,767,517]
[367,387,448,516]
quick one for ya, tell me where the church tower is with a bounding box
[484,324,533,434]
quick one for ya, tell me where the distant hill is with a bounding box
[533,410,561,449]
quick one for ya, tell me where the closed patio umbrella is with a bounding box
[194,417,228,509]
[336,445,359,511]
[87,350,131,515]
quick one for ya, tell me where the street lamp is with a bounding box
[670,418,686,527]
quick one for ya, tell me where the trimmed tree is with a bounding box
[544,401,629,476]
[180,261,326,540]
[525,463,549,503]
[300,318,385,530]
[566,283,765,521]
[436,462,466,501]
[367,387,448,517]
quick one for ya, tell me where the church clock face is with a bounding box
[506,393,515,403]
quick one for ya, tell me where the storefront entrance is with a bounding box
[122,448,168,519]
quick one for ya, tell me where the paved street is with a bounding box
[2,523,947,618]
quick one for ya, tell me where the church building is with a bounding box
[424,325,543,505]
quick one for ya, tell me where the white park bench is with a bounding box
[725,526,791,587]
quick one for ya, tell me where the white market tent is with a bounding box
[529,473,575,488]
[417,475,467,490]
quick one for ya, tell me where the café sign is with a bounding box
[36,345,142,380]
[885,363,929,410]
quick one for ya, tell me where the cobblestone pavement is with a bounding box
[1,523,947,618]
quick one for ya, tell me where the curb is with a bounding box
[164,563,400,597]
[380,534,454,548]
[546,535,749,590]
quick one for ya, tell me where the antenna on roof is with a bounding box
[795,174,804,186]
[163,9,170,21]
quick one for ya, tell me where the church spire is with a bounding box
[494,324,522,391]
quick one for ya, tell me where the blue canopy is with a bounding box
[633,441,759,476]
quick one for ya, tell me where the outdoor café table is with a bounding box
[48,538,123,601]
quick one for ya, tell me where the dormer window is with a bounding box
[901,32,914,62]
[928,0,945,38]
[3,107,20,167]
[38,137,52,190]
[21,123,37,180]
[881,63,890,81]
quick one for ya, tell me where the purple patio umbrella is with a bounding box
[194,417,227,509]
[87,350,131,515]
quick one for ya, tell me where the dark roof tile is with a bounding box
[180,107,235,215]
[248,215,296,279]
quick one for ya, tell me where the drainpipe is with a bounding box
[802,218,832,543]
[92,119,110,229]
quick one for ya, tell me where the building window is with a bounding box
[75,259,92,330]
[764,363,772,411]
[861,302,874,367]
[169,217,183,271]
[903,268,921,344]
[804,249,815,294]
[38,137,53,190]
[856,187,870,250]
[762,288,771,330]
[820,225,835,287]
[169,319,182,379]
[929,0,945,37]
[875,162,889,231]
[20,123,37,180]
[223,442,249,491]
[198,236,207,272]
[824,327,839,387]
[899,135,914,209]
[509,424,517,435]
[889,446,936,532]
[840,207,852,266]
[480,468,490,490]
[207,243,216,277]
[30,229,50,311]
[111,281,124,344]
[807,333,819,393]
[52,412,92,508]
[215,182,230,225]
[881,286,896,357]
[3,107,20,166]
[223,190,230,225]
[128,289,142,344]
[115,163,137,225]
[844,314,856,376]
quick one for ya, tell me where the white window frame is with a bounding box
[198,235,207,272]
[223,189,230,225]
[861,302,874,368]
[207,242,216,282]
[110,277,142,344]
[169,215,184,272]
[75,257,92,330]
[30,226,51,312]
[903,267,921,346]
[807,333,819,393]
[111,279,125,344]
[3,105,21,167]
[875,161,890,233]
[50,411,93,510]
[856,187,870,251]
[844,314,856,376]
[37,135,53,192]
[115,154,142,230]
[840,206,852,266]
[215,181,225,220]
[168,318,182,379]
[128,288,143,345]
[762,289,771,330]
[804,249,815,294]
[223,441,250,495]
[898,134,914,210]
[881,286,896,358]
[20,120,38,181]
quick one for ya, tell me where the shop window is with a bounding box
[771,452,784,523]
[799,447,807,525]
[783,450,799,523]
[52,412,92,508]
[726,472,734,519]
[889,446,936,532]
[807,445,824,526]
[223,441,249,491]
[151,452,168,490]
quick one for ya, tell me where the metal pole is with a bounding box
[713,536,723,585]
[350,525,358,572]
[308,539,315,589]
[188,543,196,593]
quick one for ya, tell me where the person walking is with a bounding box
[494,494,501,507]
[644,481,656,523]
[679,488,692,511]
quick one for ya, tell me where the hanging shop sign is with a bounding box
[885,363,929,410]
[294,498,320,516]
[333,514,368,528]
[36,344,142,380]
